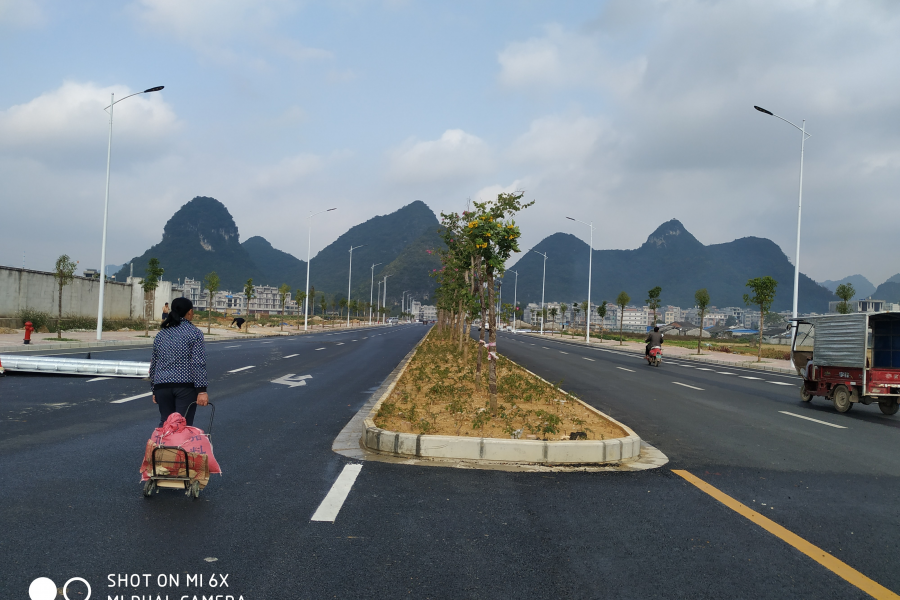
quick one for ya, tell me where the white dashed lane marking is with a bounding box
[740,376,763,380]
[336,342,344,346]
[718,372,735,375]
[779,411,847,429]
[673,382,704,391]
[283,354,299,358]
[616,367,635,373]
[559,351,568,355]
[228,366,255,373]
[225,345,240,348]
[583,357,595,361]
[86,377,111,382]
[768,381,795,386]
[311,464,363,522]
[315,348,326,351]
[111,392,153,404]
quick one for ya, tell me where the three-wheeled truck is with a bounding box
[791,312,900,415]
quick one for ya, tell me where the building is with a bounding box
[418,304,437,322]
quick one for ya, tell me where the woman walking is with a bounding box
[149,297,209,426]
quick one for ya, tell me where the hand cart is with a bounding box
[142,402,215,500]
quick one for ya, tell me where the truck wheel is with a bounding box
[832,385,853,413]
[800,386,812,402]
[879,401,899,416]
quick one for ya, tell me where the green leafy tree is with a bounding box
[597,301,607,342]
[278,283,291,331]
[549,307,558,329]
[573,303,580,330]
[204,271,220,334]
[559,303,568,329]
[580,301,589,332]
[309,285,316,316]
[142,258,164,336]
[647,286,662,325]
[243,279,255,321]
[743,276,778,362]
[616,291,630,345]
[319,294,328,324]
[295,289,306,328]
[695,288,710,355]
[53,254,78,339]
[835,283,855,314]
[340,297,348,321]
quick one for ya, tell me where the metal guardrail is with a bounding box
[0,354,150,378]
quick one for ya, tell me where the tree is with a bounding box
[319,294,328,324]
[835,283,856,314]
[559,303,568,329]
[597,301,607,342]
[695,288,710,355]
[53,254,77,339]
[204,271,220,334]
[580,301,589,332]
[340,297,348,321]
[142,258,164,337]
[573,303,580,331]
[743,276,778,362]
[243,279,255,321]
[549,307,558,330]
[616,291,630,345]
[278,284,291,331]
[309,285,316,316]
[295,289,306,328]
[725,315,738,328]
[647,286,662,325]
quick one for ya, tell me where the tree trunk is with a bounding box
[58,282,63,339]
[697,309,704,354]
[619,310,624,345]
[758,307,764,362]
[487,270,498,414]
[475,258,485,387]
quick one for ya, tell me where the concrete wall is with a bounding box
[0,266,183,320]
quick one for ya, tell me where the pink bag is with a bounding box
[140,412,221,480]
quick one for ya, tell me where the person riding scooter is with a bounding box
[645,326,664,358]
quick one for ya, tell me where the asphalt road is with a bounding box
[1,325,897,599]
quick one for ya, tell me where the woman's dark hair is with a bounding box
[161,297,194,329]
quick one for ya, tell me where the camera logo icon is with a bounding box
[30,576,91,600]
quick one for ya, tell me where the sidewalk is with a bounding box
[0,321,389,354]
[521,331,796,375]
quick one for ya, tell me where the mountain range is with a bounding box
[506,219,838,313]
[116,197,443,307]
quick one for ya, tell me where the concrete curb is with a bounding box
[521,332,797,375]
[359,334,643,465]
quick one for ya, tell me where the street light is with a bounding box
[508,269,518,333]
[533,250,548,335]
[754,105,811,340]
[347,244,366,328]
[566,216,594,344]
[369,262,382,325]
[96,85,165,340]
[304,208,337,331]
[401,290,410,322]
[382,275,392,323]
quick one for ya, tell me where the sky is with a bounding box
[2,0,899,286]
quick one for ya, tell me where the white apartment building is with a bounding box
[182,278,298,315]
[418,305,437,322]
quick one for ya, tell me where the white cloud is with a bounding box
[388,129,493,184]
[0,81,179,166]
[509,114,611,168]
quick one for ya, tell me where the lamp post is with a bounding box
[369,262,382,325]
[95,85,164,340]
[533,250,548,335]
[347,244,366,328]
[382,275,392,323]
[754,105,811,340]
[401,290,410,322]
[508,269,518,333]
[304,207,337,331]
[376,280,382,324]
[566,216,594,344]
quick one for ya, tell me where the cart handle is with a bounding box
[185,401,215,437]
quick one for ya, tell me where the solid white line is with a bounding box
[673,382,704,390]
[616,367,635,373]
[316,347,326,351]
[228,365,255,373]
[111,392,153,404]
[583,357,595,361]
[311,463,363,522]
[283,354,299,358]
[740,376,763,380]
[768,381,795,386]
[86,377,111,382]
[779,411,847,429]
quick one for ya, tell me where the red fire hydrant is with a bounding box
[23,321,34,345]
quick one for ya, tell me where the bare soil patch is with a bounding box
[374,329,625,441]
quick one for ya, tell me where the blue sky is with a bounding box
[2,1,900,286]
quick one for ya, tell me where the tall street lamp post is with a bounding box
[347,244,366,328]
[566,216,594,344]
[304,207,337,331]
[533,250,548,335]
[401,290,410,322]
[754,105,811,340]
[369,262,382,326]
[96,85,164,340]
[508,269,518,333]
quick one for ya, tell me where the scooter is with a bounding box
[646,346,662,367]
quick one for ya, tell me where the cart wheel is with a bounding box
[832,385,853,413]
[142,480,155,498]
[879,401,899,416]
[190,480,200,500]
[800,386,812,402]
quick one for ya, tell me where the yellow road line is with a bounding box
[673,469,899,600]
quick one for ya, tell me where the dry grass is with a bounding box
[374,329,625,441]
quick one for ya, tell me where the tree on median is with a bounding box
[53,254,78,339]
[694,288,710,355]
[278,283,291,331]
[616,291,630,345]
[204,271,220,334]
[295,289,306,328]
[142,258,164,337]
[597,301,607,342]
[743,276,778,363]
[647,286,662,326]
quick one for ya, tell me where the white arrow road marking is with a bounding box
[228,366,255,373]
[111,392,153,404]
[673,382,704,390]
[311,463,363,522]
[779,411,846,429]
[272,374,313,388]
